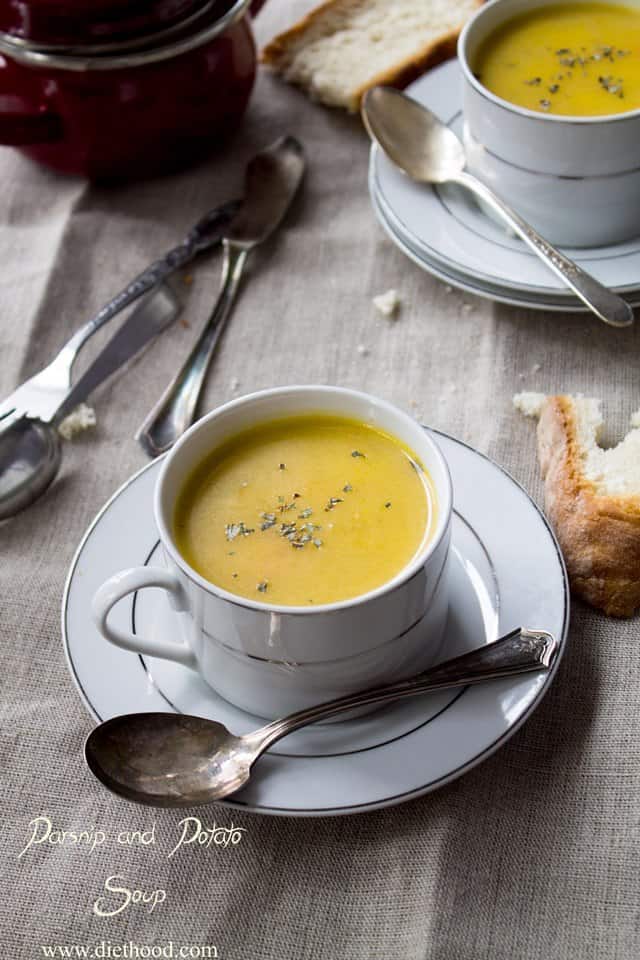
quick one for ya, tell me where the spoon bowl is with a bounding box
[362,86,465,183]
[0,417,61,520]
[85,714,255,807]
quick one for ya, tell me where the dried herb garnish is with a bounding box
[598,75,624,97]
[385,501,392,509]
[225,521,254,541]
[279,463,286,470]
[520,45,632,114]
[232,462,364,561]
[260,512,277,530]
[351,450,366,458]
[257,580,268,593]
[271,515,323,549]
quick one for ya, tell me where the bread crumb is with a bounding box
[58,403,96,440]
[230,377,241,393]
[462,302,474,313]
[513,392,547,418]
[444,285,453,294]
[531,363,542,373]
[357,344,370,356]
[372,289,400,318]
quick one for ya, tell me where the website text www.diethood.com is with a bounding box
[40,943,219,959]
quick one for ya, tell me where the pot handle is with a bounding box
[0,58,63,145]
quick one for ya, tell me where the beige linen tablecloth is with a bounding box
[1,4,639,958]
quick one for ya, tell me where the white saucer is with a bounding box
[369,60,640,312]
[62,431,569,817]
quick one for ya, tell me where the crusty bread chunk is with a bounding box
[514,392,640,617]
[261,0,483,112]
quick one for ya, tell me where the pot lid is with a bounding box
[0,0,221,45]
[0,0,251,69]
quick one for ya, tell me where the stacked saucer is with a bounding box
[369,61,640,312]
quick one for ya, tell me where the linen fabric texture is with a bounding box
[1,3,639,958]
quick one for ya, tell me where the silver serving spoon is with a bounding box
[85,627,558,807]
[361,86,634,329]
[0,285,178,520]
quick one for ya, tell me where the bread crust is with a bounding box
[537,395,640,617]
[261,0,483,111]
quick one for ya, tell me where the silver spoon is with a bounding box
[85,627,558,807]
[0,285,178,520]
[361,86,634,329]
[136,135,306,458]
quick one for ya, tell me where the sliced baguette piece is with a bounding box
[261,0,483,112]
[514,392,640,617]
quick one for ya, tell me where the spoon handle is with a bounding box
[252,627,558,751]
[48,200,240,380]
[51,285,179,424]
[135,240,249,457]
[454,170,634,328]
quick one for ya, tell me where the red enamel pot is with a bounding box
[0,0,267,179]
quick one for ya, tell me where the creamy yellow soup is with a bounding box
[474,3,640,116]
[174,414,436,606]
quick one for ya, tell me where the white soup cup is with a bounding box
[458,0,640,247]
[92,385,453,719]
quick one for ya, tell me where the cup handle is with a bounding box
[92,567,197,669]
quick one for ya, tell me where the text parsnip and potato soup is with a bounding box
[174,414,437,606]
[473,2,640,116]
